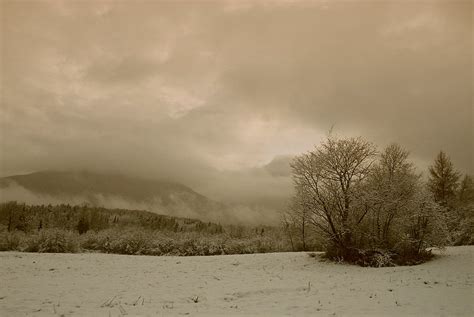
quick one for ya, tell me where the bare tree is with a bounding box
[283,185,312,251]
[290,136,377,256]
[403,189,449,255]
[362,144,419,248]
[281,212,296,251]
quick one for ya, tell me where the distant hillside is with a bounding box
[0,201,223,235]
[0,171,227,222]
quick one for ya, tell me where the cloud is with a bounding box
[84,55,161,84]
[1,0,471,212]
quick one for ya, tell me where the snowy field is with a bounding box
[0,246,472,316]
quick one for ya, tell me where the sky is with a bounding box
[0,0,472,207]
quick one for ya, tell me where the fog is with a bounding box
[0,180,283,224]
[1,0,472,210]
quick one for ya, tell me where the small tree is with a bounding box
[283,186,313,251]
[428,151,460,207]
[399,189,449,259]
[451,175,474,245]
[361,144,419,249]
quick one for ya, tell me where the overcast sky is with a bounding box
[1,0,472,204]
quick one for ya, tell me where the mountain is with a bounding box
[0,171,227,222]
[263,155,293,177]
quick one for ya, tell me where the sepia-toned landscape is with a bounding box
[1,0,472,316]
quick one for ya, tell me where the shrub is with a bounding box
[0,230,24,251]
[392,249,434,266]
[1,226,293,256]
[107,231,154,255]
[79,230,110,251]
[23,229,79,253]
[451,213,474,246]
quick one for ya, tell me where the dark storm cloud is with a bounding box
[1,0,472,207]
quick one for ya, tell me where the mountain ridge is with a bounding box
[0,171,225,222]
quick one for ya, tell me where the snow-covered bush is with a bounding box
[0,229,24,251]
[23,229,79,253]
[75,228,291,256]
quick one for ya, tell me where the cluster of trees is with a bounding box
[283,135,473,266]
[0,202,224,235]
[428,152,473,245]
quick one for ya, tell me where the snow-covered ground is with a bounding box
[0,246,472,316]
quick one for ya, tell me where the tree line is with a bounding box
[0,203,290,256]
[0,202,224,235]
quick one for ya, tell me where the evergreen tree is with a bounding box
[77,216,90,234]
[427,151,460,206]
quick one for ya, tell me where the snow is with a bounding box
[0,246,473,316]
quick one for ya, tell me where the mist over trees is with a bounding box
[284,136,473,266]
[0,202,294,256]
[0,202,223,234]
